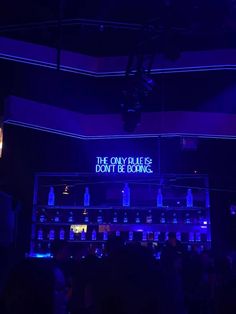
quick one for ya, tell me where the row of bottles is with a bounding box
[48,186,91,206]
[37,227,208,243]
[38,208,208,225]
[48,185,210,208]
[37,228,108,241]
[35,241,208,259]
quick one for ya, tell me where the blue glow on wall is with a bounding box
[95,156,153,174]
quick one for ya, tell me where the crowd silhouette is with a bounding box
[1,234,236,314]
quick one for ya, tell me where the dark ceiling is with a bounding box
[1,0,236,56]
[1,0,236,115]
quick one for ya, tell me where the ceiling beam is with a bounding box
[1,37,236,77]
[5,96,236,139]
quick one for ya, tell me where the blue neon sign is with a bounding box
[95,156,153,174]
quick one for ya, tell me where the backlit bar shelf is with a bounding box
[30,172,211,258]
[37,205,208,211]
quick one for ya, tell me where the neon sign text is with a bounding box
[95,156,153,174]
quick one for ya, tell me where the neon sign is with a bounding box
[95,156,153,174]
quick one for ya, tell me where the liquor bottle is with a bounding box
[69,230,75,240]
[84,187,90,207]
[84,210,89,223]
[186,189,193,207]
[205,190,210,208]
[160,212,166,224]
[172,212,178,224]
[103,230,108,241]
[95,247,103,258]
[185,212,191,224]
[48,186,55,206]
[68,211,74,223]
[37,242,42,252]
[97,210,103,224]
[135,211,140,223]
[54,211,60,223]
[154,231,160,241]
[113,211,118,223]
[39,208,46,223]
[165,232,169,241]
[59,228,65,240]
[128,231,133,241]
[115,230,120,237]
[92,229,97,241]
[37,228,43,240]
[197,210,203,224]
[49,228,55,241]
[81,229,86,240]
[157,188,163,207]
[122,183,130,207]
[195,232,201,242]
[142,230,147,241]
[123,212,128,223]
[189,232,194,242]
[176,232,181,241]
[146,210,152,223]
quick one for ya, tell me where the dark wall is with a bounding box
[1,124,236,254]
[0,125,159,254]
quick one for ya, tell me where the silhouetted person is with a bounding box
[1,259,67,314]
[160,232,186,314]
